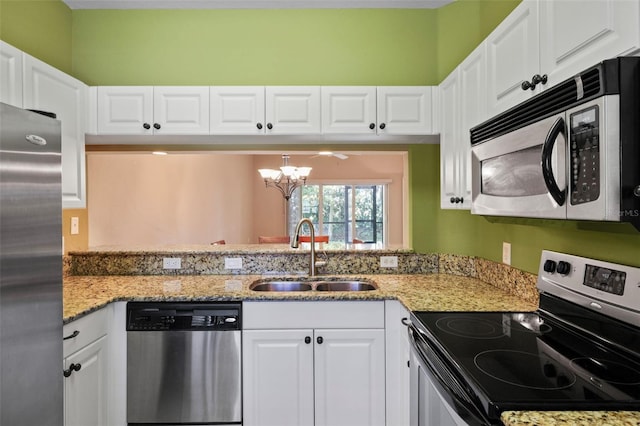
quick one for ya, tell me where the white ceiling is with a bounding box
[63,0,453,10]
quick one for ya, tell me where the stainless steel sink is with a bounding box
[249,279,378,292]
[314,281,378,291]
[249,281,313,292]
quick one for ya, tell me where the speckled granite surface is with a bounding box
[501,410,640,425]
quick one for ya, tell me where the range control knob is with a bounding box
[543,260,557,273]
[557,261,571,275]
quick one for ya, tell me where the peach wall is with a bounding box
[87,153,255,247]
[87,152,407,247]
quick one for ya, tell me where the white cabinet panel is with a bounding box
[485,0,540,117]
[153,86,209,134]
[540,0,640,87]
[385,301,410,426]
[243,329,315,426]
[265,86,321,134]
[439,70,461,210]
[0,41,23,107]
[23,55,86,208]
[97,86,154,135]
[321,86,377,134]
[210,86,265,134]
[314,329,385,426]
[377,86,433,134]
[64,335,108,426]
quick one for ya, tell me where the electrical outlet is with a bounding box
[502,242,511,265]
[70,217,79,235]
[380,256,398,268]
[163,257,182,269]
[225,257,243,270]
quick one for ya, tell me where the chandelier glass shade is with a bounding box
[258,154,312,201]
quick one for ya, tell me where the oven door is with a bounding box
[408,323,491,426]
[471,113,567,219]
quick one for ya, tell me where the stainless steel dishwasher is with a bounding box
[126,302,242,426]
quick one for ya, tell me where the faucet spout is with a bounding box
[291,218,317,276]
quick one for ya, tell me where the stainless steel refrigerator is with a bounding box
[0,102,63,425]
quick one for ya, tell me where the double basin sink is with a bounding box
[250,278,377,292]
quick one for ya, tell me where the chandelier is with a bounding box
[258,154,312,201]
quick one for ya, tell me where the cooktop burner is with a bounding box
[435,314,552,339]
[570,357,640,385]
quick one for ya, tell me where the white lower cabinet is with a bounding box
[243,301,386,426]
[385,300,411,426]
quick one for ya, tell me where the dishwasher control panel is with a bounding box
[126,302,241,331]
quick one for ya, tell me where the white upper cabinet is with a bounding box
[0,41,23,108]
[321,86,377,134]
[377,86,433,135]
[97,86,209,135]
[265,86,321,134]
[539,0,640,87]
[439,70,460,210]
[210,86,265,134]
[23,54,87,209]
[485,0,540,118]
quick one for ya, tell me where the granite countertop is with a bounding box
[63,273,640,426]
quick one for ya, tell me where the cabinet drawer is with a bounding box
[243,301,384,329]
[63,308,108,357]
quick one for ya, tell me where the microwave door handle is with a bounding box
[541,117,567,206]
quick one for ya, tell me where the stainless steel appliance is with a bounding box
[407,250,640,425]
[470,57,640,230]
[0,102,63,425]
[126,302,242,425]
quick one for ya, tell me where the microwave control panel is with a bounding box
[569,105,600,205]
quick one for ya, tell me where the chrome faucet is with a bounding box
[291,218,319,276]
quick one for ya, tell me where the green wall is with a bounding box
[71,9,438,86]
[0,0,72,74]
[2,0,638,273]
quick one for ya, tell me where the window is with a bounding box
[288,183,386,248]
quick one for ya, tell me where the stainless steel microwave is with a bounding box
[470,57,640,231]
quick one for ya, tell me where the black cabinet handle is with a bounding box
[305,336,311,344]
[143,123,151,130]
[266,123,273,130]
[317,336,323,344]
[153,123,161,130]
[450,197,456,204]
[257,123,263,130]
[401,317,411,327]
[532,74,548,86]
[63,363,82,378]
[63,330,80,340]
[369,123,375,130]
[379,123,386,130]
[450,197,464,204]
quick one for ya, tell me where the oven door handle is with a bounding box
[408,324,491,426]
[541,116,566,206]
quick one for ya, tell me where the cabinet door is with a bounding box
[376,86,432,135]
[265,86,321,134]
[0,41,23,107]
[64,335,108,426]
[314,329,385,426]
[439,70,461,210]
[23,55,87,208]
[243,329,314,426]
[457,44,486,210]
[321,86,377,134]
[385,301,411,426]
[210,86,265,134]
[540,0,640,87]
[486,0,540,118]
[153,86,210,134]
[97,86,153,135]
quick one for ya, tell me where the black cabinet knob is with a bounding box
[63,363,82,378]
[153,123,161,130]
[143,123,151,130]
[256,123,263,130]
[369,123,375,130]
[532,74,548,86]
[379,123,386,130]
[305,336,311,344]
[266,123,273,130]
[317,336,323,344]
[521,80,534,91]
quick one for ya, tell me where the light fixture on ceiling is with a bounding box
[258,154,312,201]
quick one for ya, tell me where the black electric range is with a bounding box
[408,250,640,425]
